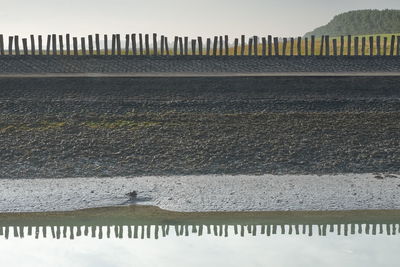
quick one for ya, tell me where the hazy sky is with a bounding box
[0,0,400,38]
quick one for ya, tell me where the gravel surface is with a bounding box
[1,174,399,212]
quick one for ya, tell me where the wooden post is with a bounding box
[325,35,330,56]
[369,36,374,56]
[206,38,211,56]
[8,36,13,55]
[347,35,352,56]
[173,36,178,55]
[22,38,28,55]
[179,37,183,55]
[46,35,51,55]
[191,39,196,55]
[124,34,130,55]
[224,35,229,55]
[340,36,344,56]
[397,36,400,56]
[59,35,64,55]
[383,37,387,56]
[319,35,324,56]
[131,34,136,55]
[160,35,165,55]
[66,34,71,56]
[88,35,93,55]
[213,36,218,56]
[144,34,149,56]
[139,34,143,55]
[38,35,43,55]
[73,37,78,55]
[81,37,86,55]
[184,37,188,55]
[361,37,366,56]
[30,35,35,55]
[390,35,395,56]
[153,33,157,56]
[262,37,266,56]
[282,38,287,56]
[268,35,272,56]
[241,35,245,56]
[197,37,202,55]
[274,37,279,56]
[104,34,108,55]
[354,37,359,56]
[253,36,258,56]
[94,34,99,55]
[219,36,223,55]
[311,35,315,56]
[51,34,56,55]
[0,34,3,55]
[117,34,121,55]
[376,36,381,56]
[305,37,308,56]
[14,36,20,56]
[248,38,253,56]
[111,34,116,55]
[164,37,169,55]
[333,39,337,56]
[297,37,302,56]
[234,38,239,56]
[290,37,294,56]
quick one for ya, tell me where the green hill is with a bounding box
[305,9,400,37]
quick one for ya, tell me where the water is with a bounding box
[0,207,399,267]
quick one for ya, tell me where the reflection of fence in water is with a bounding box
[1,224,399,240]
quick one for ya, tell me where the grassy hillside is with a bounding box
[305,9,400,37]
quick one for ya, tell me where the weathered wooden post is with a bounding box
[131,34,136,55]
[165,37,169,55]
[219,36,223,55]
[111,34,116,55]
[206,38,211,56]
[297,37,302,56]
[88,35,93,55]
[383,37,387,56]
[376,36,381,56]
[397,36,400,56]
[390,35,395,56]
[46,35,51,55]
[0,34,3,55]
[22,38,28,55]
[347,35,352,56]
[52,34,56,55]
[14,36,20,56]
[253,36,258,56]
[73,37,78,55]
[274,37,279,56]
[184,37,189,55]
[38,35,43,55]
[354,37,359,56]
[311,35,315,56]
[144,34,149,56]
[125,34,130,55]
[290,37,294,56]
[268,35,272,56]
[179,37,183,55]
[94,34,100,55]
[104,34,109,55]
[173,36,178,55]
[191,39,196,55]
[333,39,337,56]
[262,37,266,56]
[319,35,324,56]
[248,38,253,56]
[241,35,245,56]
[340,36,344,56]
[139,34,143,55]
[198,37,203,56]
[160,35,165,55]
[66,34,71,56]
[213,36,218,56]
[30,35,35,55]
[282,38,287,56]
[81,37,86,55]
[305,37,308,56]
[325,35,330,56]
[234,38,239,56]
[117,34,122,55]
[8,36,13,55]
[59,35,64,55]
[369,36,374,56]
[225,35,229,55]
[361,37,366,56]
[153,33,158,56]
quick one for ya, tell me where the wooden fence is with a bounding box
[0,33,400,56]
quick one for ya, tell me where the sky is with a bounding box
[0,0,400,39]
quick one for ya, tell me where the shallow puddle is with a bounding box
[0,206,399,267]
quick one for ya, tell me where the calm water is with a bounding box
[0,207,399,267]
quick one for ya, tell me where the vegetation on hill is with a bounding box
[305,9,400,37]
